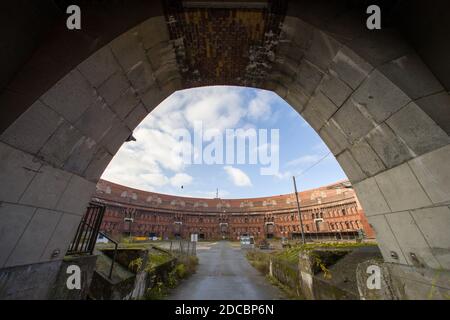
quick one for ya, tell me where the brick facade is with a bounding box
[94,179,375,241]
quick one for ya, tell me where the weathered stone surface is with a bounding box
[319,72,352,107]
[304,30,341,72]
[83,148,113,182]
[40,70,96,123]
[385,211,441,269]
[75,100,117,143]
[301,91,337,131]
[352,70,411,124]
[295,59,324,96]
[333,98,375,144]
[63,137,97,175]
[126,61,156,95]
[281,16,313,50]
[366,124,413,168]
[409,144,450,204]
[5,208,61,267]
[100,121,131,155]
[353,177,390,216]
[284,81,311,113]
[318,119,349,155]
[330,46,373,90]
[110,87,140,120]
[0,101,63,154]
[55,175,96,215]
[109,27,146,72]
[378,53,444,100]
[375,163,432,212]
[19,165,72,210]
[411,206,450,268]
[350,140,386,177]
[77,46,119,88]
[415,91,450,135]
[98,72,130,106]
[366,215,408,264]
[124,103,147,130]
[0,142,41,203]
[38,121,84,167]
[139,16,170,50]
[40,213,83,263]
[336,150,366,182]
[0,203,36,267]
[387,102,450,156]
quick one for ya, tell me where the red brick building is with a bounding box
[94,179,375,241]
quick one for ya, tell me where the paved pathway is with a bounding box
[167,241,285,300]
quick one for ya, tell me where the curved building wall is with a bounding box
[94,179,375,241]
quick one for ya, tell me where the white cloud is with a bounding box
[170,173,193,187]
[223,166,252,187]
[247,90,273,121]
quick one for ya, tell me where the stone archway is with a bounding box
[0,1,449,299]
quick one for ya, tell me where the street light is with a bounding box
[292,176,306,244]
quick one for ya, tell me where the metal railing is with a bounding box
[67,202,105,255]
[169,240,197,256]
[98,231,118,279]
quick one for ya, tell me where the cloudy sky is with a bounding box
[101,86,347,198]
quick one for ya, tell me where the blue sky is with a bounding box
[101,86,347,198]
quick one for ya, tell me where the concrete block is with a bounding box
[140,86,169,112]
[126,61,156,95]
[55,175,96,215]
[409,144,450,204]
[378,53,444,100]
[110,87,140,120]
[333,98,375,144]
[318,119,350,155]
[1,101,63,154]
[75,99,117,143]
[318,72,352,107]
[40,70,96,123]
[411,206,450,268]
[146,41,177,71]
[38,121,84,167]
[353,177,390,216]
[124,103,148,131]
[386,211,441,269]
[295,60,324,96]
[366,215,408,264]
[40,213,82,262]
[415,91,450,135]
[63,136,97,176]
[153,60,181,87]
[98,72,130,106]
[0,142,41,203]
[375,163,432,212]
[304,30,341,72]
[0,203,36,267]
[387,102,450,156]
[352,70,411,124]
[5,208,61,267]
[336,150,366,183]
[284,82,311,113]
[350,139,386,176]
[83,148,113,182]
[19,165,72,210]
[301,91,337,131]
[77,46,119,88]
[109,27,146,72]
[139,16,170,50]
[330,46,373,90]
[366,124,413,168]
[276,42,305,65]
[100,121,131,155]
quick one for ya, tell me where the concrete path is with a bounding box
[166,241,285,300]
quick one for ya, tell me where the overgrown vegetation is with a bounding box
[144,255,199,300]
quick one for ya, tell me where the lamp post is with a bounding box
[293,176,306,244]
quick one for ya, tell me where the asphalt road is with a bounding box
[167,241,285,300]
